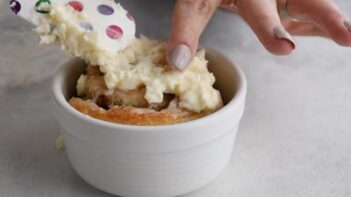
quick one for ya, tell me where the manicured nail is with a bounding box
[344,20,351,32]
[167,44,192,70]
[274,27,296,49]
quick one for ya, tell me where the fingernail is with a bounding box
[167,44,192,70]
[344,20,351,32]
[274,27,296,49]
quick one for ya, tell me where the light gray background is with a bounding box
[1,0,351,197]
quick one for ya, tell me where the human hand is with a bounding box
[167,0,351,70]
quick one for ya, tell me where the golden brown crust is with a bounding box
[69,98,210,126]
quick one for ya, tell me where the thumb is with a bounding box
[167,0,221,70]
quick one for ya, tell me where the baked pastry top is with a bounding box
[69,66,220,126]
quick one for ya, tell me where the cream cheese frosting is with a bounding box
[37,3,222,113]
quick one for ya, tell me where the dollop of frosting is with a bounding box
[37,3,222,113]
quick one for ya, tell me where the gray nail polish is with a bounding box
[274,27,296,49]
[167,44,192,70]
[344,20,351,32]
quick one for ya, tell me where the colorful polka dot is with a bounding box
[10,0,21,14]
[106,25,123,39]
[97,4,114,15]
[79,22,93,31]
[67,1,83,12]
[35,0,51,14]
[126,12,134,21]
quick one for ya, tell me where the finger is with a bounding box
[288,0,351,46]
[167,0,222,70]
[236,0,296,55]
[282,21,329,37]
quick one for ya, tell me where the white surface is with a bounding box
[1,0,351,197]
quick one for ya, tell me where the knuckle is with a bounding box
[179,0,215,15]
[328,12,344,21]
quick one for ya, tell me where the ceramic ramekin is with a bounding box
[52,49,247,197]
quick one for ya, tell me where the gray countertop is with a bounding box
[1,0,351,196]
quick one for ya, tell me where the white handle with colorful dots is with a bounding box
[9,0,136,53]
[10,0,41,25]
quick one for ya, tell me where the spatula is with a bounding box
[9,0,136,53]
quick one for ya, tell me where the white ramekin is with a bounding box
[52,49,247,197]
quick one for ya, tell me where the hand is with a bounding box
[167,0,351,70]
